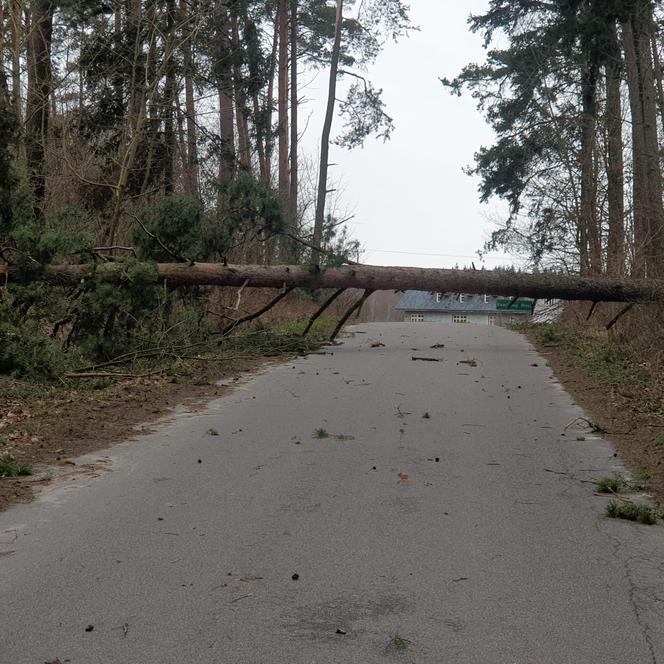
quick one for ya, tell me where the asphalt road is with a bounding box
[2,323,664,664]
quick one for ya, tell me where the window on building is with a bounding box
[453,315,468,324]
[410,313,424,323]
[435,292,443,302]
[488,314,496,325]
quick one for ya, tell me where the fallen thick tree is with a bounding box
[4,262,664,303]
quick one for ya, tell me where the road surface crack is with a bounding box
[595,519,660,664]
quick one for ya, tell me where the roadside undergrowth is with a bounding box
[525,319,664,502]
[0,317,337,511]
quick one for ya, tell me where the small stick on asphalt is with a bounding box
[329,289,374,342]
[606,303,635,331]
[301,288,346,337]
[230,593,253,604]
[586,300,600,321]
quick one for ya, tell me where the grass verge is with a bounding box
[525,323,664,502]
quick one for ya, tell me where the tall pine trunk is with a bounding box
[622,2,664,278]
[277,0,289,204]
[231,13,251,171]
[9,0,21,122]
[25,0,53,220]
[180,0,199,196]
[312,0,343,264]
[163,0,177,194]
[650,33,664,133]
[289,0,298,220]
[215,0,235,195]
[579,63,600,274]
[605,28,625,277]
[263,16,279,185]
[637,5,664,277]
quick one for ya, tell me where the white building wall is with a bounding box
[404,312,490,325]
[403,311,529,326]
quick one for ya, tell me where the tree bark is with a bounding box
[621,3,664,278]
[6,263,664,303]
[277,0,289,202]
[163,0,177,194]
[127,0,144,129]
[180,0,199,196]
[637,5,664,277]
[605,41,625,277]
[289,0,298,217]
[579,63,600,275]
[650,31,664,133]
[25,0,54,220]
[263,15,279,185]
[622,17,648,277]
[312,0,343,264]
[215,0,235,191]
[231,12,251,171]
[9,0,21,122]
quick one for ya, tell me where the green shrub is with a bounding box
[133,194,203,262]
[0,453,32,477]
[0,316,72,380]
[605,500,658,525]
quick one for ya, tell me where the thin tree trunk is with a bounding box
[579,63,601,275]
[175,97,189,183]
[127,0,144,127]
[112,4,123,113]
[622,17,649,278]
[605,40,625,277]
[25,0,53,220]
[180,0,199,196]
[312,0,343,264]
[636,4,664,277]
[264,16,279,185]
[231,12,251,171]
[289,0,298,218]
[650,32,664,133]
[253,90,267,180]
[277,0,289,202]
[0,1,8,110]
[215,0,235,195]
[10,0,22,121]
[138,1,159,198]
[163,0,177,193]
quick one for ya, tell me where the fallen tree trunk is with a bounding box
[4,263,664,303]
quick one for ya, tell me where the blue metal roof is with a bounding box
[395,291,530,313]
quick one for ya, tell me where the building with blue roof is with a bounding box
[394,291,535,326]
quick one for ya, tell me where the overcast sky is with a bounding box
[299,0,516,269]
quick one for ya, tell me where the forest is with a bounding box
[0,0,663,381]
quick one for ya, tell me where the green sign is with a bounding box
[495,298,534,312]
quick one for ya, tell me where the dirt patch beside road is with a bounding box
[0,320,336,512]
[0,357,270,511]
